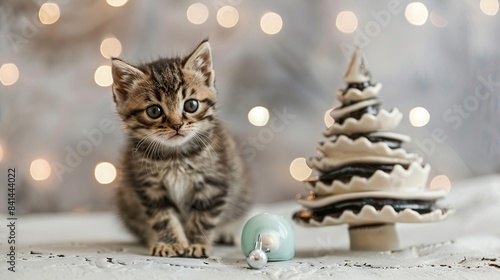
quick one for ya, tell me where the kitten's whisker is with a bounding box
[135,131,156,149]
[194,132,216,165]
[197,130,222,151]
[198,132,220,156]
[192,135,214,165]
[153,139,163,174]
[199,129,222,143]
[142,138,159,175]
[136,131,158,151]
[136,132,159,170]
[153,139,164,174]
[191,135,209,159]
[142,142,152,173]
[149,139,157,174]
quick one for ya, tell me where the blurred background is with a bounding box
[0,0,499,214]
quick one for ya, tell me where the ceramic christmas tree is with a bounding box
[292,48,451,251]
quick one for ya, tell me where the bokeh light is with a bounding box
[405,2,428,26]
[260,12,283,35]
[324,109,335,127]
[409,107,430,127]
[248,106,270,126]
[0,63,19,86]
[480,0,499,16]
[217,6,239,28]
[290,158,312,181]
[95,162,117,185]
[39,2,60,25]
[106,0,128,7]
[100,37,122,59]
[0,143,4,162]
[187,3,209,25]
[30,159,51,181]
[336,11,358,33]
[94,65,113,87]
[430,11,448,28]
[430,175,451,192]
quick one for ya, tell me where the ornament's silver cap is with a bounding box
[343,47,371,83]
[247,234,269,269]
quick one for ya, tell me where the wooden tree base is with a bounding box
[349,223,400,251]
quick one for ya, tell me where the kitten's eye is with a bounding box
[184,99,199,113]
[146,105,163,119]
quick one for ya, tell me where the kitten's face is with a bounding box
[111,41,216,148]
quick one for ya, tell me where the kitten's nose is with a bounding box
[172,122,183,131]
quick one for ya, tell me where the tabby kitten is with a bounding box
[111,40,252,258]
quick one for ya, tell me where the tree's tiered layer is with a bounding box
[293,190,450,226]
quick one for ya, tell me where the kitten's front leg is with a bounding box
[135,188,189,257]
[184,182,227,258]
[148,209,189,257]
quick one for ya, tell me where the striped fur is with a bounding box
[112,40,252,258]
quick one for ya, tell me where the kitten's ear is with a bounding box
[111,58,144,103]
[183,40,215,88]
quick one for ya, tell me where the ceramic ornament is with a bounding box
[292,48,452,251]
[241,213,295,269]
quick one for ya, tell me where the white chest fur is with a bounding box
[161,164,197,212]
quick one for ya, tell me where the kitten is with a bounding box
[111,40,252,258]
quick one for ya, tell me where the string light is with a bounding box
[409,107,430,127]
[336,11,358,33]
[217,6,239,28]
[290,158,312,181]
[324,109,335,127]
[0,63,19,86]
[405,2,428,26]
[30,159,51,181]
[106,0,128,7]
[248,106,270,126]
[95,162,117,185]
[100,37,122,59]
[94,65,113,87]
[430,175,451,192]
[260,12,283,35]
[187,3,209,25]
[480,0,499,16]
[39,2,60,25]
[430,11,448,28]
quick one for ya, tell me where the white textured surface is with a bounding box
[1,175,500,280]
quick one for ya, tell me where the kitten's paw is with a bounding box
[187,244,211,258]
[150,242,186,257]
